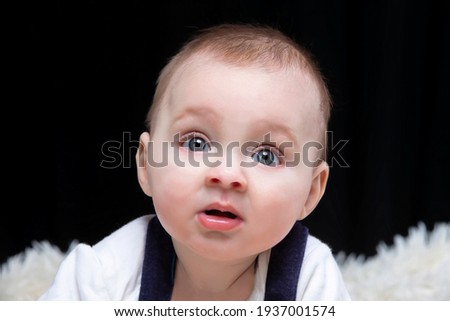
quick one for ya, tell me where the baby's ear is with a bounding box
[299,161,329,220]
[136,132,152,197]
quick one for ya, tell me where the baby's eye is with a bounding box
[181,135,211,152]
[252,147,282,167]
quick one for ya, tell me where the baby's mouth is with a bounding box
[199,207,243,231]
[204,209,238,219]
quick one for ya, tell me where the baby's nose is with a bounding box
[205,164,248,192]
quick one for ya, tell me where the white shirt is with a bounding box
[39,215,350,300]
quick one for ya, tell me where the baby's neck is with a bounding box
[171,241,257,301]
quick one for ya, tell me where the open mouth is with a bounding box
[198,205,243,231]
[205,209,238,219]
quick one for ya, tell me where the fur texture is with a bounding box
[0,241,78,300]
[1,222,449,300]
[336,222,450,300]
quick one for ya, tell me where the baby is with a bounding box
[41,24,350,300]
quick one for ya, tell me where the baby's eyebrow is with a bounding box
[172,105,221,124]
[255,121,299,146]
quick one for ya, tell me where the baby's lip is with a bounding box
[203,202,242,220]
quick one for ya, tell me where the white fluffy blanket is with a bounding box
[1,222,449,300]
[336,222,450,300]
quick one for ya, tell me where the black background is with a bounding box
[2,0,449,264]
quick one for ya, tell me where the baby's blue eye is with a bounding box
[182,136,210,152]
[252,148,281,167]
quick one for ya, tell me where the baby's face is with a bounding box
[138,57,327,262]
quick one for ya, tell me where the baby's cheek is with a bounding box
[152,166,198,202]
[257,173,310,212]
[150,167,199,238]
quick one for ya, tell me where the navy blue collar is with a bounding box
[139,216,308,301]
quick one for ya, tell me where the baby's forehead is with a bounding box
[166,55,323,129]
[170,53,318,96]
[164,54,322,121]
[182,53,309,78]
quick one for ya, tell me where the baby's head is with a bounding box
[137,24,331,262]
[146,24,331,159]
